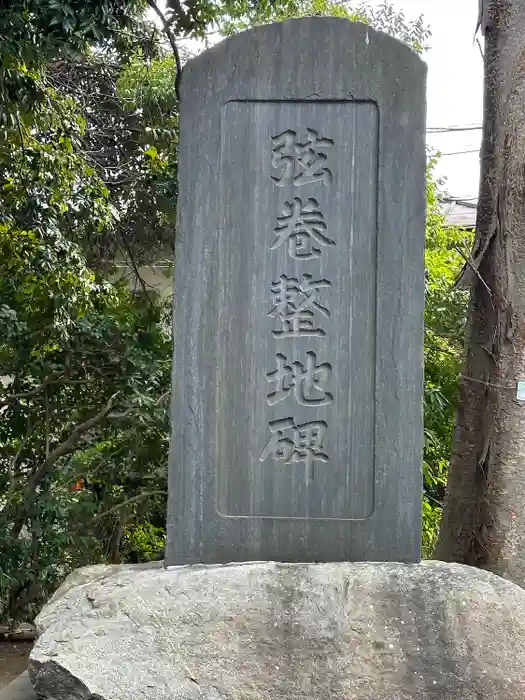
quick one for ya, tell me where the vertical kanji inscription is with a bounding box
[264,125,336,474]
[215,99,380,521]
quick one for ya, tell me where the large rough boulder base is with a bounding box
[29,561,525,700]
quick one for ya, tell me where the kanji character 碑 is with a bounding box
[259,417,329,476]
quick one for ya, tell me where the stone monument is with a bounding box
[166,16,427,565]
[23,19,525,700]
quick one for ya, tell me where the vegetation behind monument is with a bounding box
[0,0,470,624]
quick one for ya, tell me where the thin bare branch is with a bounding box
[9,419,40,488]
[94,490,167,522]
[107,407,136,421]
[453,244,493,299]
[44,387,50,460]
[27,392,119,492]
[156,390,171,406]
[0,372,66,406]
[15,115,26,154]
[119,230,152,304]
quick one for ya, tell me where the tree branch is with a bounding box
[106,178,139,187]
[94,490,167,522]
[0,372,66,406]
[27,392,119,493]
[107,407,136,421]
[156,390,171,406]
[119,229,153,304]
[9,419,40,488]
[453,244,494,299]
[107,516,130,564]
[8,394,120,541]
[146,0,183,100]
[44,387,50,460]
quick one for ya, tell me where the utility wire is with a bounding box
[438,149,480,156]
[426,149,480,157]
[427,125,482,133]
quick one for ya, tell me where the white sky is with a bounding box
[372,0,483,200]
[155,0,484,200]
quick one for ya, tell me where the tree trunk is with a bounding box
[107,518,127,564]
[436,1,525,585]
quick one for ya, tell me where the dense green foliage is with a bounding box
[0,0,173,626]
[0,0,471,625]
[0,223,171,622]
[422,163,471,556]
[0,0,146,132]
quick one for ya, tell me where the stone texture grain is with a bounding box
[29,561,525,700]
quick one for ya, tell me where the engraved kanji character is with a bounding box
[266,353,293,406]
[290,420,329,466]
[259,418,296,462]
[271,129,333,187]
[271,197,334,260]
[266,351,333,407]
[268,273,331,338]
[259,418,329,476]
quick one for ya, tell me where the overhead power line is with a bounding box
[427,125,482,133]
[426,149,480,157]
[439,149,480,156]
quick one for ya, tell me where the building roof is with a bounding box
[440,198,477,228]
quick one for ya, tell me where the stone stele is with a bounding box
[28,561,525,700]
[167,16,426,566]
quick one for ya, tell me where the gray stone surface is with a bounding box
[167,17,427,565]
[29,561,525,700]
[0,674,36,700]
